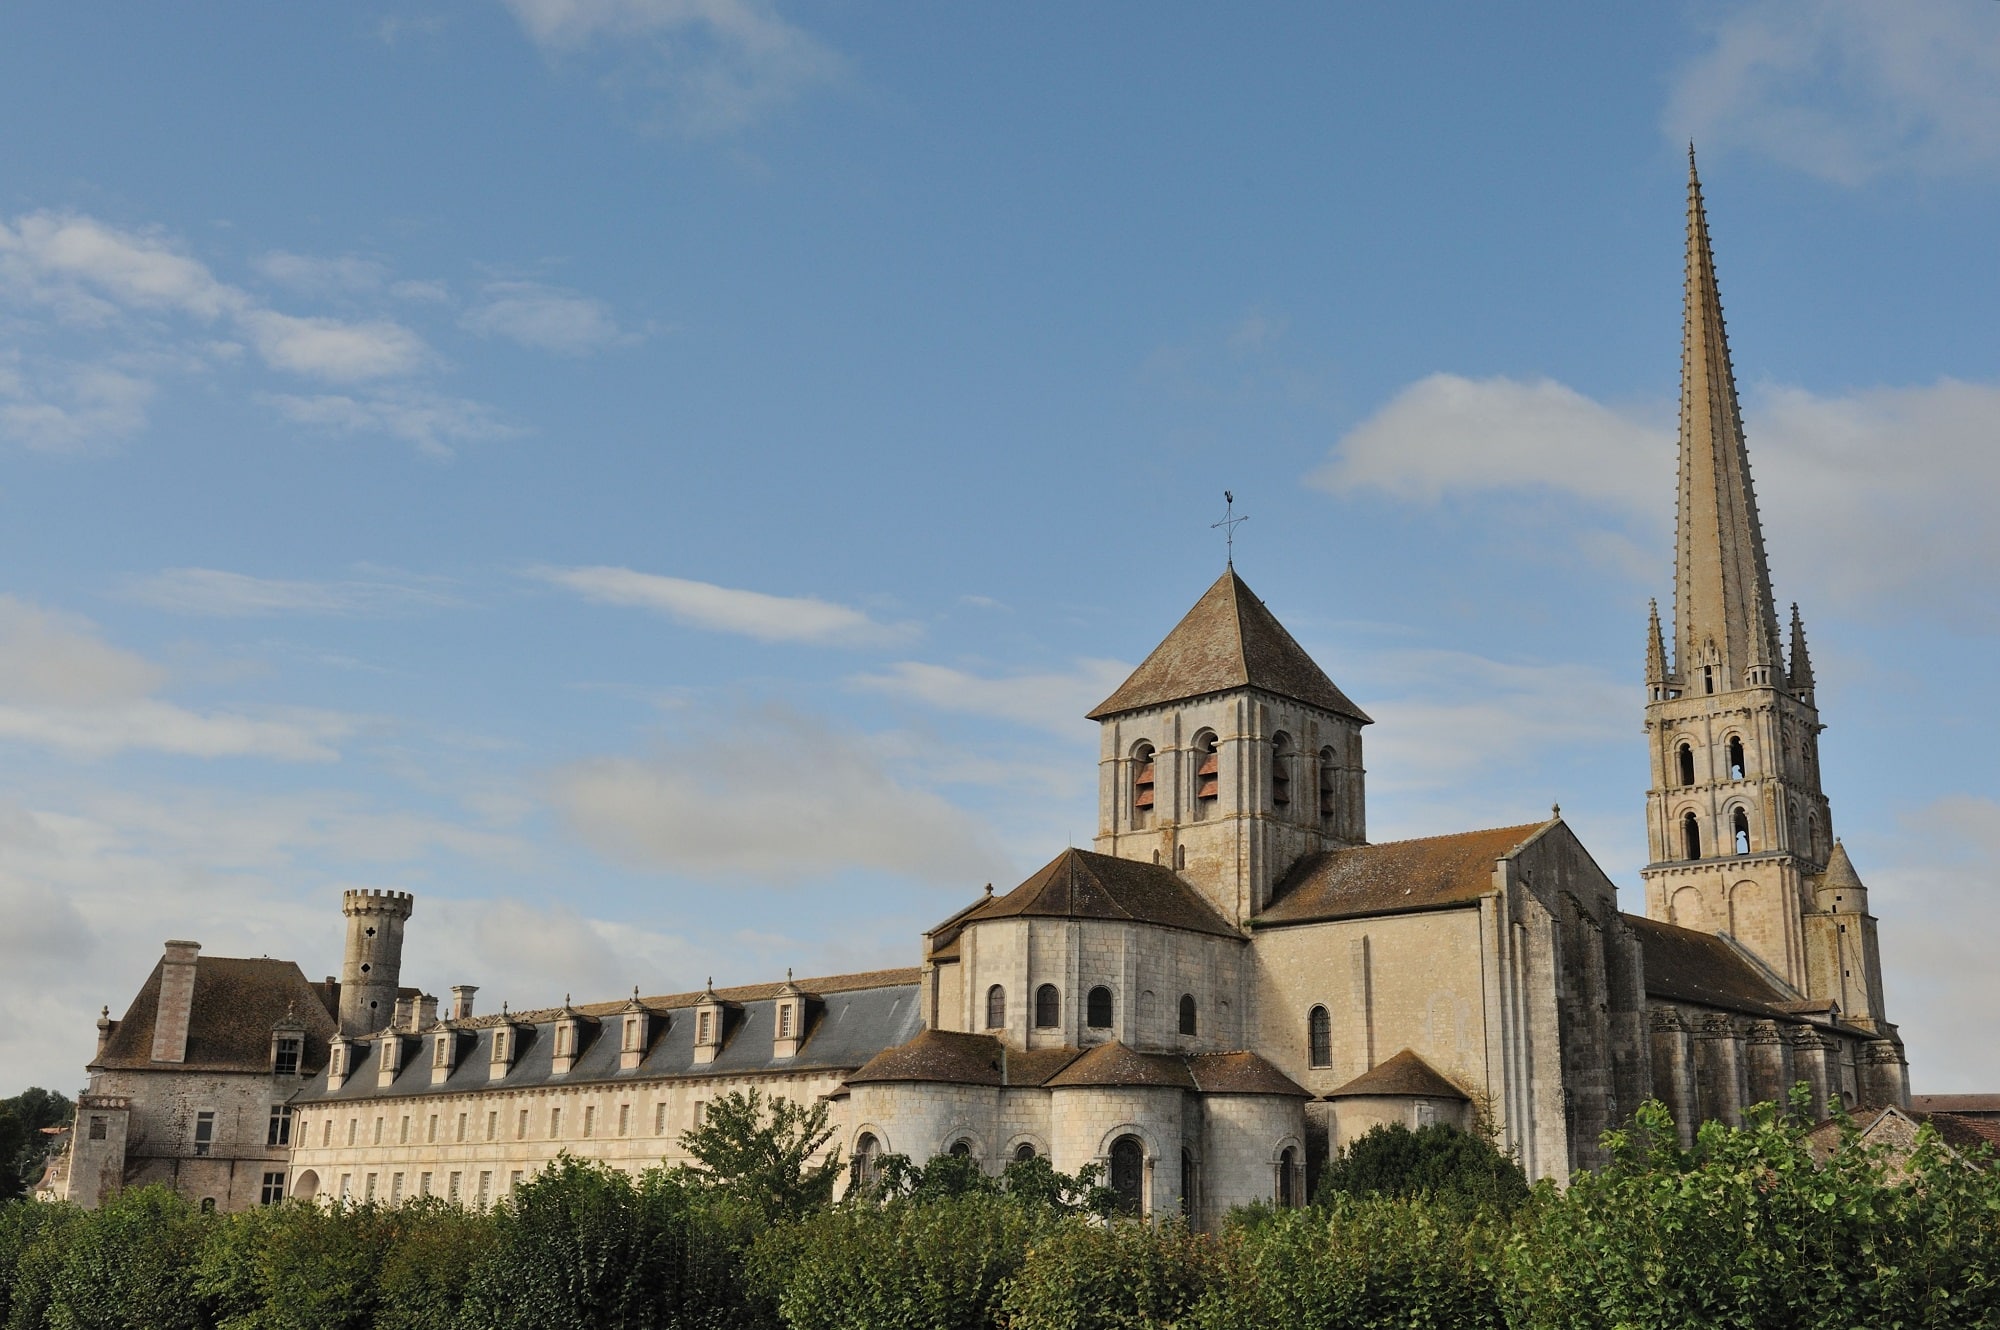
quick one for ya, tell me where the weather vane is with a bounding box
[1211,490,1248,567]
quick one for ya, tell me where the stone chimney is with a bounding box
[450,985,478,1021]
[392,995,414,1032]
[414,993,439,1031]
[149,941,200,1063]
[94,1006,115,1062]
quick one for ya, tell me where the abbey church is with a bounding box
[53,159,1910,1223]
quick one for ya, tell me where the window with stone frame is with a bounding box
[1270,732,1293,812]
[1683,810,1702,859]
[266,1105,293,1147]
[1307,1006,1332,1068]
[193,1110,216,1157]
[1130,741,1156,829]
[1034,984,1060,1029]
[1192,731,1219,817]
[1677,742,1696,787]
[1179,994,1198,1037]
[272,1037,302,1077]
[1087,986,1114,1029]
[259,1172,285,1205]
[1318,746,1338,822]
[985,984,1006,1029]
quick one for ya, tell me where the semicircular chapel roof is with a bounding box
[1087,569,1371,723]
[939,848,1242,944]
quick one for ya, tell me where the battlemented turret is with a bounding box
[339,889,414,1036]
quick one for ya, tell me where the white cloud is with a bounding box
[0,596,353,761]
[553,707,1006,885]
[254,251,390,296]
[1312,372,2000,618]
[498,0,843,136]
[851,659,1131,735]
[461,281,625,355]
[238,309,429,381]
[123,568,458,618]
[264,389,518,459]
[1667,0,2000,184]
[535,565,915,646]
[0,358,153,453]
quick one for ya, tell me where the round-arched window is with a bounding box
[1278,1146,1299,1207]
[1086,986,1114,1029]
[1034,984,1060,1029]
[1013,1142,1038,1164]
[1307,1005,1332,1068]
[1682,811,1702,860]
[985,984,1006,1029]
[1109,1135,1144,1214]
[1178,994,1197,1037]
[1677,743,1696,787]
[949,1139,973,1158]
[853,1132,880,1187]
[1732,808,1751,855]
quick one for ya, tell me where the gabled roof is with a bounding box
[937,848,1242,946]
[1087,569,1370,723]
[1626,915,1795,1017]
[1323,1048,1468,1101]
[97,956,339,1074]
[1253,822,1551,927]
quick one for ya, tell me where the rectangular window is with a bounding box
[347,1118,357,1146]
[476,1171,492,1208]
[268,1105,293,1147]
[322,1119,332,1148]
[549,1107,562,1138]
[582,1106,595,1138]
[778,1005,793,1038]
[618,1104,630,1137]
[420,1172,433,1197]
[448,1171,462,1203]
[339,1174,352,1200]
[457,1112,468,1142]
[692,1100,706,1127]
[193,1110,216,1157]
[427,1115,438,1143]
[654,1102,667,1135]
[485,1111,496,1141]
[273,1038,301,1076]
[390,1172,405,1204]
[697,1010,712,1043]
[517,1109,528,1140]
[373,1117,383,1145]
[260,1172,286,1205]
[510,1170,523,1194]
[365,1173,378,1201]
[399,1116,410,1144]
[88,1116,107,1141]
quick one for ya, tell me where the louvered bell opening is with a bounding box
[1196,753,1219,801]
[1272,763,1291,806]
[1134,762,1155,809]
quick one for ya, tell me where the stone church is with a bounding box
[55,157,1908,1223]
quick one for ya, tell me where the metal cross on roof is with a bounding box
[1211,490,1248,567]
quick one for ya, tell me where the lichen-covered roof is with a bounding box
[295,975,922,1104]
[935,849,1242,949]
[1323,1048,1468,1101]
[1045,1040,1196,1090]
[1819,841,1865,896]
[1253,822,1550,927]
[1087,569,1370,723]
[1911,1094,2000,1117]
[96,956,339,1074]
[845,1030,1086,1088]
[1627,915,1794,1018]
[1186,1051,1312,1098]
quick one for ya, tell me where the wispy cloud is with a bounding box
[497,0,844,137]
[124,568,459,618]
[0,595,354,761]
[553,706,1006,884]
[264,389,519,459]
[461,280,627,355]
[535,565,916,647]
[254,251,392,297]
[851,659,1131,735]
[1311,372,2000,619]
[1667,0,2000,184]
[0,356,153,453]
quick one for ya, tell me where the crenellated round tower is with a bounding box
[339,889,415,1035]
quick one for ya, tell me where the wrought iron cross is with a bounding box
[1211,490,1248,567]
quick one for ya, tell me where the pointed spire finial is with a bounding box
[1788,602,1816,693]
[1645,598,1670,686]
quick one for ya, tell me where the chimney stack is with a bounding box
[450,985,478,1021]
[414,993,439,1031]
[150,941,200,1063]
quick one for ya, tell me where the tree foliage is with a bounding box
[675,1090,841,1226]
[1316,1121,1530,1211]
[0,1091,73,1204]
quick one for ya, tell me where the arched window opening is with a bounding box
[985,985,1006,1030]
[1034,984,1061,1029]
[853,1133,880,1187]
[1727,735,1746,780]
[1677,743,1695,787]
[1682,811,1702,860]
[1307,1006,1332,1068]
[1175,844,1187,871]
[1192,732,1219,818]
[1318,747,1338,822]
[1108,1136,1144,1215]
[1013,1142,1038,1164]
[1087,986,1114,1029]
[1131,742,1156,829]
[1180,1148,1196,1217]
[1179,994,1198,1037]
[1270,733,1293,811]
[1733,808,1750,855]
[949,1139,973,1158]
[1703,665,1715,695]
[1278,1146,1299,1207]
[1808,812,1822,860]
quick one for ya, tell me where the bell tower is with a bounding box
[1640,153,1889,1034]
[1089,568,1370,927]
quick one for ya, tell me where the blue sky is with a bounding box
[1,1,1995,1095]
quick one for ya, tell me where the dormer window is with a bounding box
[778,1005,793,1039]
[272,1037,301,1077]
[697,1011,713,1043]
[1130,742,1156,829]
[433,1033,451,1068]
[1270,732,1292,810]
[1192,732,1219,817]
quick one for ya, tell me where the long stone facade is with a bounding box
[58,157,1909,1220]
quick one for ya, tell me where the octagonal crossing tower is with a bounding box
[339,889,414,1035]
[1640,151,1892,1044]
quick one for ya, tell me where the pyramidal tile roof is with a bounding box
[1087,569,1370,723]
[1323,1048,1468,1101]
[941,847,1243,943]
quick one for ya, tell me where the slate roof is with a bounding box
[1253,822,1551,927]
[932,849,1243,952]
[847,1033,1305,1098]
[1626,915,1795,1018]
[1323,1048,1469,1101]
[295,974,922,1104]
[1087,569,1371,723]
[96,956,340,1074]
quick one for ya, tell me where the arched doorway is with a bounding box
[1278,1146,1299,1207]
[1108,1135,1144,1215]
[292,1169,320,1202]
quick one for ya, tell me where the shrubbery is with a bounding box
[1,1093,1996,1330]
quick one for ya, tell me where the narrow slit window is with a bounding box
[1677,743,1696,787]
[1683,811,1702,860]
[1733,808,1750,855]
[1308,1006,1331,1068]
[1271,733,1292,809]
[1193,732,1219,815]
[1727,736,1746,780]
[1318,747,1337,822]
[1131,743,1156,829]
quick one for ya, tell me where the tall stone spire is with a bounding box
[1674,147,1782,690]
[1787,602,1815,694]
[1644,598,1669,689]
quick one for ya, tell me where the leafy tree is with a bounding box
[0,1090,75,1203]
[0,1198,79,1329]
[35,1185,213,1330]
[675,1089,840,1225]
[1004,1217,1225,1330]
[855,1151,1119,1218]
[1315,1121,1529,1211]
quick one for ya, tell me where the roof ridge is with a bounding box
[1338,820,1551,851]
